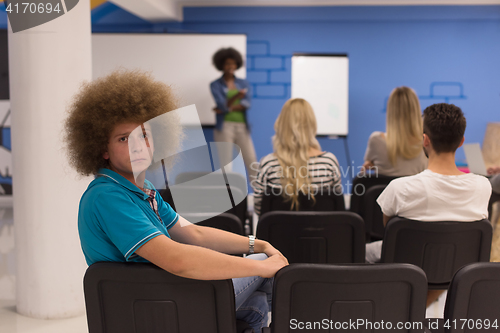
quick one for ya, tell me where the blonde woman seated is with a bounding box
[363,86,427,176]
[252,98,342,216]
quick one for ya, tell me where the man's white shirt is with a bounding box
[377,169,492,222]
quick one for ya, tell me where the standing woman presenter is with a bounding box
[210,47,258,180]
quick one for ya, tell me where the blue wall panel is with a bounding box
[90,5,500,189]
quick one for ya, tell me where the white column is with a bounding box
[8,0,92,319]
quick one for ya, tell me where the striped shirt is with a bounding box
[252,152,341,216]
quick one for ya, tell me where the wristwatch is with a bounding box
[248,235,255,254]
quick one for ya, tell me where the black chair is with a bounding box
[350,174,397,216]
[259,185,345,217]
[443,262,500,332]
[363,184,387,241]
[381,218,493,290]
[181,212,244,235]
[256,211,365,263]
[264,263,428,333]
[84,262,254,333]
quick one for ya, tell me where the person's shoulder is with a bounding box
[210,76,223,87]
[258,153,280,173]
[367,132,386,150]
[83,176,139,205]
[259,153,278,165]
[369,131,385,140]
[467,173,493,189]
[80,181,121,216]
[316,151,339,164]
[320,151,337,159]
[82,177,114,197]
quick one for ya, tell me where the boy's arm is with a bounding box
[169,216,281,257]
[134,234,287,280]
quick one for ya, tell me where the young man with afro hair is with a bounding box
[65,69,288,333]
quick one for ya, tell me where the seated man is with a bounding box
[365,103,492,306]
[64,70,288,333]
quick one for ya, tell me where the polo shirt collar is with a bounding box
[96,168,149,200]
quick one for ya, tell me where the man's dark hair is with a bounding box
[212,47,243,71]
[423,103,466,154]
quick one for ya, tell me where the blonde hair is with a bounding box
[273,98,321,210]
[386,86,423,166]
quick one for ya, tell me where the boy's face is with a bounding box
[103,122,154,180]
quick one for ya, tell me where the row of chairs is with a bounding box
[165,209,492,291]
[256,213,492,290]
[159,172,393,238]
[163,172,500,242]
[84,261,500,333]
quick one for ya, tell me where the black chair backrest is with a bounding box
[259,186,345,217]
[350,174,397,216]
[270,263,427,333]
[84,262,240,333]
[182,212,244,235]
[256,211,365,263]
[444,262,500,331]
[363,184,387,241]
[381,218,492,289]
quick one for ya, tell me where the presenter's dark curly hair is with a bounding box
[64,69,181,176]
[212,47,244,71]
[423,103,466,154]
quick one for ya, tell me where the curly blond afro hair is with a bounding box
[64,69,181,176]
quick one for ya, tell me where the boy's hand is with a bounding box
[259,253,289,278]
[261,241,283,258]
[255,239,283,258]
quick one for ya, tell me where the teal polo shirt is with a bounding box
[78,168,179,265]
